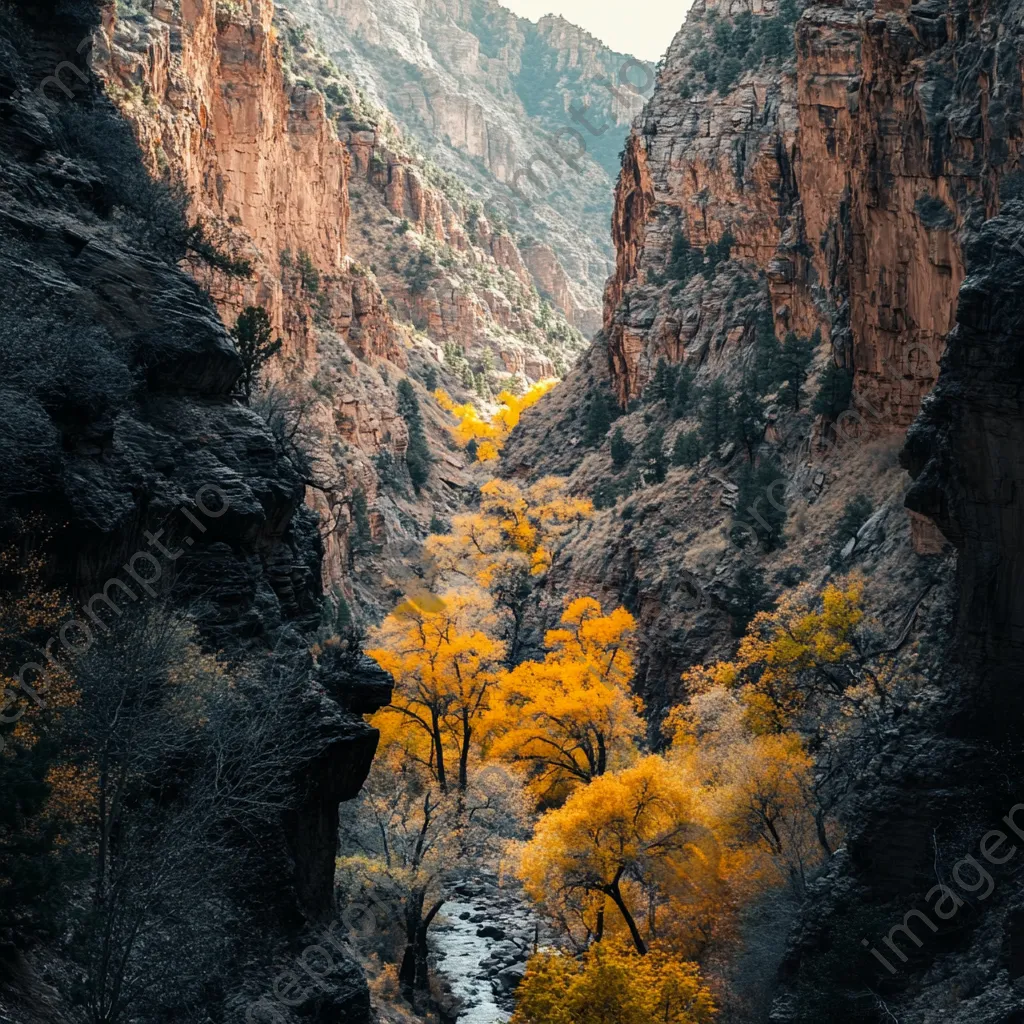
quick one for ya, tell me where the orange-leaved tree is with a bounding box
[512,940,717,1024]
[666,688,825,890]
[424,477,592,661]
[434,379,557,462]
[681,574,874,734]
[517,756,721,955]
[487,598,644,802]
[368,591,505,794]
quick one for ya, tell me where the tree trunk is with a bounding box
[431,709,447,794]
[414,899,445,993]
[815,809,833,857]
[606,881,647,955]
[458,710,471,794]
[399,890,425,1000]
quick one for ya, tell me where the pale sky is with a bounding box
[500,0,693,62]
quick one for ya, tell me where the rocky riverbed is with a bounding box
[431,875,547,1023]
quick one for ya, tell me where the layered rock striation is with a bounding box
[278,0,655,331]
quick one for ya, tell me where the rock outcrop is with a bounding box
[604,0,1023,430]
[902,207,1024,721]
[0,3,388,1020]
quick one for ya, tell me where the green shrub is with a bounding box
[610,427,633,469]
[672,429,704,467]
[812,359,854,420]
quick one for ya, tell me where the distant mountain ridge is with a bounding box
[277,0,655,335]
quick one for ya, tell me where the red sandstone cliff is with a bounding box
[90,0,594,616]
[606,0,1019,430]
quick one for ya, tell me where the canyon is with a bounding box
[2,0,1024,1020]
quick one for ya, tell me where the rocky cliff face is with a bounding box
[94,0,595,620]
[769,206,1024,1024]
[0,3,388,1020]
[606,0,1022,427]
[507,0,1024,1017]
[277,0,654,332]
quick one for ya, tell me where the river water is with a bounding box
[431,877,544,1024]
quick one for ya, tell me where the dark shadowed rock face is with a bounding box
[0,3,389,1020]
[767,208,1024,1024]
[903,207,1024,723]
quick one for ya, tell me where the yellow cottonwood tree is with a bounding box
[368,592,505,793]
[512,940,717,1024]
[434,379,557,461]
[681,575,869,733]
[425,478,591,660]
[517,756,721,954]
[667,690,824,891]
[487,598,644,801]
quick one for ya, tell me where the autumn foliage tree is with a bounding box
[681,574,878,735]
[368,592,505,794]
[425,477,592,661]
[666,688,825,891]
[512,941,717,1024]
[434,378,557,462]
[517,756,722,955]
[487,598,645,802]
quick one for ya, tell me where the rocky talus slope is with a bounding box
[277,0,655,334]
[0,1,389,1021]
[507,0,1024,1018]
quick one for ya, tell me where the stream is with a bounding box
[431,875,545,1023]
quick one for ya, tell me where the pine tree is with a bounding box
[812,360,854,420]
[231,305,282,402]
[397,378,432,491]
[753,310,782,394]
[642,426,668,484]
[650,358,676,404]
[733,456,787,550]
[777,331,814,410]
[668,231,698,282]
[610,427,633,469]
[830,493,873,566]
[699,377,732,455]
[671,364,696,419]
[731,373,765,461]
[723,565,772,637]
[349,488,372,563]
[585,391,612,445]
[672,429,704,467]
